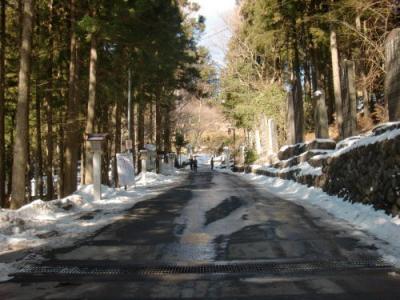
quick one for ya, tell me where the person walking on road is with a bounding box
[194,157,198,172]
[211,157,214,170]
[189,157,194,171]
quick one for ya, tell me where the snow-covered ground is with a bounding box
[227,170,400,268]
[0,171,186,282]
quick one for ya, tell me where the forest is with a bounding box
[0,0,213,209]
[221,0,400,150]
[0,0,400,210]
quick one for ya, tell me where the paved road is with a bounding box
[1,170,400,299]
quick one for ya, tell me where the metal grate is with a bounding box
[15,258,393,278]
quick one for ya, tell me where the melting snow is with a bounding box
[0,171,186,282]
[234,171,400,268]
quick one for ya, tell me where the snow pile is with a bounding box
[331,127,400,158]
[0,171,186,282]
[236,171,400,267]
[263,162,322,177]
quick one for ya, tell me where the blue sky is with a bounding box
[193,0,237,67]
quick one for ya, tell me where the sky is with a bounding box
[193,0,237,67]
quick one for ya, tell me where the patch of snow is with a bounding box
[174,171,262,261]
[297,162,322,176]
[313,138,336,144]
[279,139,335,154]
[234,171,400,268]
[279,143,304,153]
[335,136,363,150]
[0,170,186,282]
[260,162,322,177]
[0,263,17,282]
[332,128,400,157]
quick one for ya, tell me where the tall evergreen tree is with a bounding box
[10,0,35,208]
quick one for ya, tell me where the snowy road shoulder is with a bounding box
[228,170,400,268]
[0,171,187,282]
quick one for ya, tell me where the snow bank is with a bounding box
[262,162,322,177]
[0,171,186,282]
[331,127,400,157]
[235,171,400,267]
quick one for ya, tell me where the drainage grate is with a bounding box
[15,259,393,278]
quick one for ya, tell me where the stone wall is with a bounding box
[241,125,400,216]
[319,136,400,216]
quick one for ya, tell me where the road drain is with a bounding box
[16,259,393,278]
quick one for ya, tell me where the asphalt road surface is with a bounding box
[1,169,400,299]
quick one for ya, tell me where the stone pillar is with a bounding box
[30,178,37,197]
[260,115,268,158]
[140,150,148,183]
[93,151,102,201]
[313,90,329,139]
[254,129,262,156]
[385,28,400,121]
[267,119,279,154]
[223,146,230,167]
[341,60,357,138]
[239,145,245,166]
[168,153,175,172]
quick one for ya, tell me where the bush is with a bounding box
[245,149,258,164]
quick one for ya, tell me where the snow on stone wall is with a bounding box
[244,123,400,216]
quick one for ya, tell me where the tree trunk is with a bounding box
[44,0,54,200]
[84,35,98,184]
[35,81,43,198]
[326,61,335,124]
[7,113,15,201]
[0,0,6,206]
[155,90,162,174]
[112,101,121,187]
[292,24,304,143]
[286,87,296,145]
[10,0,34,209]
[384,29,400,121]
[163,103,172,154]
[137,88,145,172]
[58,109,65,199]
[330,29,343,139]
[355,14,370,118]
[310,42,329,139]
[149,102,155,143]
[62,0,79,197]
[342,60,358,137]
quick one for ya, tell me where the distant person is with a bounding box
[189,157,194,170]
[194,158,198,172]
[211,157,214,170]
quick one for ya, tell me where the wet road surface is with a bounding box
[1,170,400,299]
